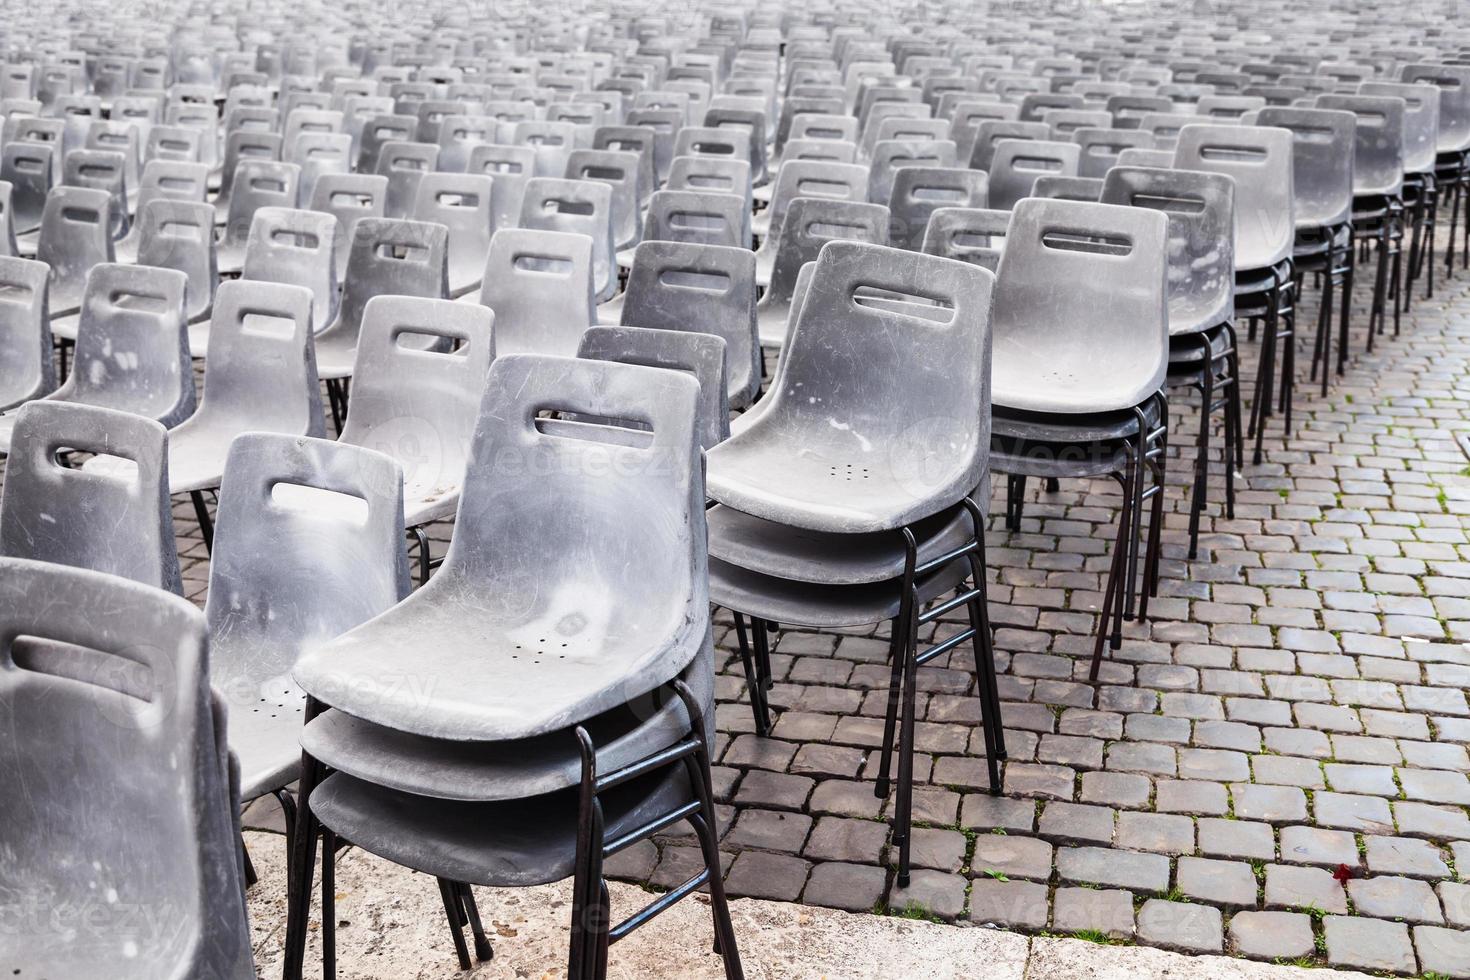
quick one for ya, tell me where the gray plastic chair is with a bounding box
[967,120,1050,170]
[989,139,1082,210]
[144,124,203,165]
[921,206,1012,271]
[113,159,209,263]
[37,186,113,319]
[411,172,495,298]
[216,159,301,274]
[356,112,417,173]
[466,143,537,232]
[0,256,52,410]
[1361,81,1442,305]
[1,141,53,236]
[619,240,760,408]
[1101,166,1240,557]
[578,325,729,450]
[867,138,957,205]
[566,148,644,251]
[591,125,658,206]
[1074,127,1156,178]
[887,166,989,250]
[340,295,495,579]
[376,139,439,219]
[136,198,217,331]
[0,556,253,979]
[641,188,750,251]
[62,147,129,239]
[436,114,499,173]
[314,217,448,388]
[307,172,388,281]
[290,131,353,207]
[989,197,1169,672]
[0,401,180,592]
[512,119,580,177]
[238,207,339,336]
[757,198,890,349]
[1401,63,1470,277]
[753,159,869,281]
[705,102,769,185]
[517,176,618,302]
[213,128,284,222]
[474,227,594,356]
[207,432,409,811]
[667,153,754,238]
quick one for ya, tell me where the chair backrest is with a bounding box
[217,128,283,204]
[643,189,749,249]
[1256,106,1356,229]
[625,106,682,182]
[134,159,209,223]
[764,159,869,239]
[672,125,752,166]
[592,125,658,205]
[375,139,439,219]
[136,199,217,322]
[0,401,181,592]
[766,198,891,304]
[1100,166,1236,336]
[36,186,112,314]
[887,166,989,250]
[921,206,1012,271]
[0,557,251,979]
[0,256,52,409]
[84,118,142,200]
[967,119,1050,170]
[220,160,300,249]
[1400,63,1470,154]
[411,172,495,296]
[566,150,643,252]
[193,279,324,438]
[466,143,537,231]
[1074,127,1156,178]
[992,198,1168,414]
[478,227,594,355]
[356,111,417,172]
[620,240,760,408]
[340,295,495,499]
[578,326,729,450]
[1173,123,1296,272]
[867,138,958,204]
[207,433,409,672]
[1313,94,1406,198]
[511,119,580,176]
[241,207,339,332]
[144,124,203,164]
[989,139,1082,210]
[725,240,992,529]
[0,180,19,255]
[704,103,768,183]
[436,355,706,701]
[58,264,194,427]
[62,148,129,239]
[1359,81,1441,175]
[308,172,388,281]
[517,176,617,301]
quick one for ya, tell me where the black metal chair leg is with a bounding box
[409,525,432,586]
[190,489,215,553]
[437,878,473,970]
[874,611,909,799]
[322,827,337,980]
[283,701,327,980]
[459,884,493,961]
[731,613,770,736]
[1091,468,1133,680]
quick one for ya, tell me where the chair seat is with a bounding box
[710,554,970,629]
[0,410,18,454]
[595,290,625,324]
[1169,291,1231,338]
[1167,324,1231,367]
[50,311,80,341]
[755,296,794,348]
[754,244,774,288]
[293,576,704,741]
[990,400,1156,481]
[223,664,308,802]
[706,429,978,535]
[310,765,691,888]
[301,642,711,803]
[707,493,978,586]
[82,415,236,493]
[312,330,358,379]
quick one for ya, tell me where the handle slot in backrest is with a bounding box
[657,268,732,292]
[1199,144,1269,161]
[513,251,574,274]
[851,283,956,323]
[269,480,370,523]
[434,191,480,208]
[62,206,103,224]
[667,210,728,231]
[1041,229,1134,255]
[804,219,868,239]
[580,165,626,181]
[795,177,855,196]
[1130,192,1206,214]
[954,230,1001,248]
[374,241,430,262]
[268,227,321,249]
[533,412,656,448]
[1012,154,1066,172]
[331,190,375,208]
[106,288,170,313]
[159,218,205,240]
[239,310,299,338]
[1285,124,1337,144]
[250,176,288,193]
[911,185,968,203]
[158,175,196,192]
[543,197,595,216]
[11,634,156,702]
[690,139,736,154]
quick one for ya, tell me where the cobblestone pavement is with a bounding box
[216,231,1470,975]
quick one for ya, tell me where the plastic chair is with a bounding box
[618,240,760,408]
[1174,123,1297,462]
[706,240,1000,883]
[667,154,754,240]
[578,325,729,450]
[641,189,749,251]
[135,198,218,330]
[206,432,409,822]
[0,557,253,979]
[0,401,181,593]
[0,256,51,410]
[313,218,449,422]
[752,159,868,280]
[411,172,495,298]
[0,181,20,257]
[1074,127,1156,178]
[989,139,1082,210]
[1361,81,1442,307]
[466,143,537,232]
[921,206,1012,271]
[237,207,339,336]
[376,139,439,219]
[511,119,580,177]
[867,138,957,205]
[213,128,284,222]
[1400,64,1470,276]
[216,159,301,274]
[517,176,618,302]
[356,112,417,173]
[989,197,1169,676]
[62,148,129,239]
[307,172,388,282]
[1256,106,1356,394]
[113,159,210,263]
[1101,166,1241,558]
[36,186,112,320]
[565,148,644,251]
[755,198,890,349]
[887,166,989,250]
[474,227,594,356]
[966,119,1050,171]
[0,141,54,236]
[339,295,495,582]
